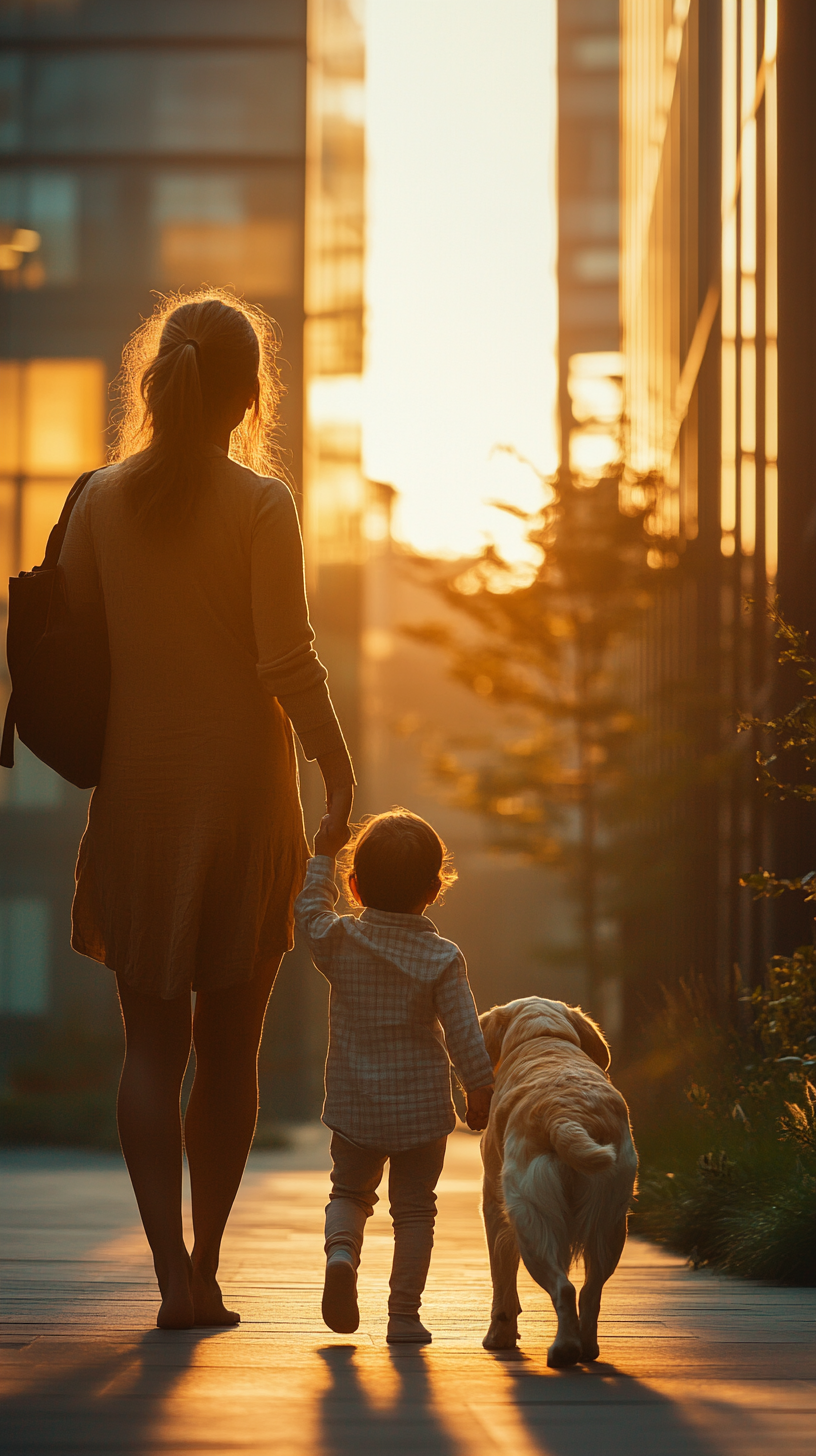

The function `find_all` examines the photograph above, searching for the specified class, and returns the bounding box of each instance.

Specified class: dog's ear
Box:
[564,1005,611,1071]
[479,1004,513,1068]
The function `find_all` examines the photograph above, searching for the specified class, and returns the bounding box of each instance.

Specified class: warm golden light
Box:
[764,28,778,585]
[740,342,756,454]
[740,0,757,272]
[0,357,105,574]
[363,0,558,558]
[765,461,778,580]
[764,0,778,65]
[740,455,756,556]
[721,0,738,344]
[721,341,737,532]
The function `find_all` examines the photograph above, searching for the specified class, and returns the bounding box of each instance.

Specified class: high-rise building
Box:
[0,1,313,1105]
[619,1,816,1008]
[557,0,622,486]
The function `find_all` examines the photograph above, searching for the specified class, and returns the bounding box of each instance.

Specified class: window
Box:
[0,357,105,578]
[0,52,304,157]
[0,897,50,1015]
[152,173,299,297]
[0,171,79,288]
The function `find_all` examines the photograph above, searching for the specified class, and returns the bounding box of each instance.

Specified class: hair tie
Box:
[183,337,201,355]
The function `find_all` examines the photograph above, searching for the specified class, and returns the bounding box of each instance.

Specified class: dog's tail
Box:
[502,1133,570,1272]
[550,1120,617,1175]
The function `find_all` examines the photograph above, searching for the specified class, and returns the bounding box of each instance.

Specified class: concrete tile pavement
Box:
[1,1129,815,1454]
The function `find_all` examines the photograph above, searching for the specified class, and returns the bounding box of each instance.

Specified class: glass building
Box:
[619,1,816,1008]
[0,1,326,1113]
[557,0,622,487]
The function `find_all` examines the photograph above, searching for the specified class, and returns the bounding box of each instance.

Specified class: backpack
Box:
[0,470,109,790]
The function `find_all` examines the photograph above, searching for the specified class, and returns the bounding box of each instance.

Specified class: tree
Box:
[404,457,672,1015]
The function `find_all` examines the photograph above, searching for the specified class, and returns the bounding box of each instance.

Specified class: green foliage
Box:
[629,949,816,1284]
[629,602,816,1284]
[738,598,816,804]
[739,600,816,900]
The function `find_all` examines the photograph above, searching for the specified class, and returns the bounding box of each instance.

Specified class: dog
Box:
[478,996,638,1367]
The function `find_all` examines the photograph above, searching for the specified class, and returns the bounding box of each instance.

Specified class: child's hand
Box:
[465,1084,494,1131]
[313,813,351,859]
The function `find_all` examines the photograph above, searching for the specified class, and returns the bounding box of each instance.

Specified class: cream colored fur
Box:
[479,996,638,1367]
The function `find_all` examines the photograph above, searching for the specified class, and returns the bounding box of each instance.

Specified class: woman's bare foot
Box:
[156,1261,195,1329]
[191,1265,240,1327]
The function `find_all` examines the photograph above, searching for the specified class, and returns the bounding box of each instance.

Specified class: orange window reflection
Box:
[0,358,105,577]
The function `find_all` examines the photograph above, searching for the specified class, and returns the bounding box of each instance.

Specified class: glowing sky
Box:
[363,0,559,560]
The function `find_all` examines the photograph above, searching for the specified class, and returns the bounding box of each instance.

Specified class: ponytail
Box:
[112,290,285,530]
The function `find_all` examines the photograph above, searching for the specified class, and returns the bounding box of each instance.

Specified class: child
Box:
[294,807,494,1344]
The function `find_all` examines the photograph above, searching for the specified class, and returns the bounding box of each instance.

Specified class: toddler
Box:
[294,807,493,1343]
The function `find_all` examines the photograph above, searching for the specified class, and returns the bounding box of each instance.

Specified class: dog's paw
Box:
[547,1337,582,1368]
[482,1315,519,1350]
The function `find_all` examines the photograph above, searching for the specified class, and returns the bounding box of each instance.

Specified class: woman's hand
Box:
[315,745,354,854]
[314,812,351,859]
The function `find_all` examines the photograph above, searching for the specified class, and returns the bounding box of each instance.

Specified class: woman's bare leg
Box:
[184,957,282,1325]
[115,976,194,1329]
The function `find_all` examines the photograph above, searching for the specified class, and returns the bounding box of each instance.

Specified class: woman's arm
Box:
[251,482,355,834]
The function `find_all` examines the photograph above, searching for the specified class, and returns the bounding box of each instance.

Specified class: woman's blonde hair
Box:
[110,287,285,528]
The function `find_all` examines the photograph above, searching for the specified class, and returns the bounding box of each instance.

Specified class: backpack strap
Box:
[39,469,98,572]
[0,696,15,769]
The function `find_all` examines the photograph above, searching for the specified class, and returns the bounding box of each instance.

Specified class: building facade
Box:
[0,0,314,1113]
[557,0,622,486]
[619,0,816,1012]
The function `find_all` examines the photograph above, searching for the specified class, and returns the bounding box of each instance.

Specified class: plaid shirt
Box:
[294,856,494,1151]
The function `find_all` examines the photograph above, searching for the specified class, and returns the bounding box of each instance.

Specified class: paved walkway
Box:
[1,1129,815,1455]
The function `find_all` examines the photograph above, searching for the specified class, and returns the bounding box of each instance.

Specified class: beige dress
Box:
[59,450,348,999]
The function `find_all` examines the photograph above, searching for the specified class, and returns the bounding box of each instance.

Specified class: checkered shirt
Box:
[294,856,494,1151]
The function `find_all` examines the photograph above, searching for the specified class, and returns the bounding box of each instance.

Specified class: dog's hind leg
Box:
[481,1132,521,1350]
[579,1216,626,1362]
[515,1232,581,1368]
[482,1189,521,1350]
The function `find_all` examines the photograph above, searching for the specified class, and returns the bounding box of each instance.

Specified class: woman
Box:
[60,291,354,1329]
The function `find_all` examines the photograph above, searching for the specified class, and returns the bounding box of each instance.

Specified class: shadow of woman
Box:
[0,1326,225,1455]
[318,1344,458,1456]
[483,1351,739,1456]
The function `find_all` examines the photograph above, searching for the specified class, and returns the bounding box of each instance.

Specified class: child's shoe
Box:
[386,1313,432,1344]
[322,1249,359,1333]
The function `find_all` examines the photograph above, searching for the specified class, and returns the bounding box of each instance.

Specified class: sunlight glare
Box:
[363,0,558,561]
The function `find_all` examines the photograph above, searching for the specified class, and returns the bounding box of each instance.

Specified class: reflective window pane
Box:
[152,173,299,296]
[3,53,305,156]
[21,478,73,571]
[21,359,106,475]
[0,1,306,41]
[0,54,22,152]
[0,363,22,471]
[0,359,105,571]
[0,171,80,287]
[0,479,16,587]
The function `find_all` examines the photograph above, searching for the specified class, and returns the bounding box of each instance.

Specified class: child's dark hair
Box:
[340,808,457,913]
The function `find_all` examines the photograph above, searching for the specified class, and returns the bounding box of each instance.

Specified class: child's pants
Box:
[324,1131,447,1317]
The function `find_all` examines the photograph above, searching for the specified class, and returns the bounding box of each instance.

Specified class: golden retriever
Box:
[479,996,637,1367]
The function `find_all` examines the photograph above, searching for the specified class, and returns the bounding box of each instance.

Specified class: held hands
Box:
[314,746,354,859]
[314,812,352,859]
[465,1084,494,1132]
